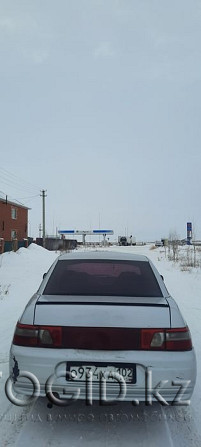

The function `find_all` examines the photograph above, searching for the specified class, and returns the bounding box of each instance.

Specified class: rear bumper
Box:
[9,346,197,404]
[13,381,195,404]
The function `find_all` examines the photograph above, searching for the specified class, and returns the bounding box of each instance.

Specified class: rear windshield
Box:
[43,260,162,297]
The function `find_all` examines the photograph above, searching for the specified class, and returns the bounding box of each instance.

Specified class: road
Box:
[0,243,201,446]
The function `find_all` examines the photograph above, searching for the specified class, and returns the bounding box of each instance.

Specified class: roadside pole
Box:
[40,190,47,248]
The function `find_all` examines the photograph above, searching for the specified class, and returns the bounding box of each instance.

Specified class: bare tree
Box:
[168,230,180,262]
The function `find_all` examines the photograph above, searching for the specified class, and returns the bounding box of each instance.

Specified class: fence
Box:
[1,238,34,254]
[35,238,77,251]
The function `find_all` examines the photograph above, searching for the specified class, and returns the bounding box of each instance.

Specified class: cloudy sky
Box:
[0,0,201,241]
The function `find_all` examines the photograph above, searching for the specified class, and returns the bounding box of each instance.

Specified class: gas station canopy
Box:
[58,229,114,244]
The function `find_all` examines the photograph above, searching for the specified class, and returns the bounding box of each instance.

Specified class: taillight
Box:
[13,324,192,351]
[165,327,192,351]
[13,323,62,348]
[141,327,192,351]
[13,324,38,347]
[141,329,165,350]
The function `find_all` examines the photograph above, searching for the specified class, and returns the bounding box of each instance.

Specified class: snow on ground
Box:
[0,243,201,446]
[0,244,58,362]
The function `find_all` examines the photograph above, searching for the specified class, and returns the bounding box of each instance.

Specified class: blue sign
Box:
[58,230,75,234]
[93,230,113,234]
[58,229,114,236]
[187,222,192,231]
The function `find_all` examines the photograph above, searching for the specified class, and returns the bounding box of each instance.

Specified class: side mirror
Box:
[43,273,47,279]
[160,274,164,281]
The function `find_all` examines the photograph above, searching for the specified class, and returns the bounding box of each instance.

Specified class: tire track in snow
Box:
[15,399,175,447]
[0,360,35,447]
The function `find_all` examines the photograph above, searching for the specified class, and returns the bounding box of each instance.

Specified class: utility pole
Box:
[39,223,42,238]
[40,190,47,247]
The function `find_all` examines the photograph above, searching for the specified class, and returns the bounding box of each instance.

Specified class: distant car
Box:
[155,241,163,247]
[118,236,136,246]
[9,251,196,405]
[118,236,128,246]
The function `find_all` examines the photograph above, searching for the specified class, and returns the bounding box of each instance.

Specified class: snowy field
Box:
[0,243,201,446]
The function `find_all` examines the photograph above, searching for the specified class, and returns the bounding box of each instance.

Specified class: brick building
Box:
[0,197,29,241]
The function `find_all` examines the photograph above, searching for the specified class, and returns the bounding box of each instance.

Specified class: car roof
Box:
[58,250,149,262]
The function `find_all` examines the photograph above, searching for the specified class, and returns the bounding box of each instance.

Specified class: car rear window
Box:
[43,260,163,297]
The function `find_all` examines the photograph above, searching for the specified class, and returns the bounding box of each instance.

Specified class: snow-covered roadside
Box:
[109,244,201,445]
[0,243,201,446]
[0,244,58,361]
[0,244,58,446]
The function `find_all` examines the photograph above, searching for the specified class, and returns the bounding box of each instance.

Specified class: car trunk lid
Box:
[34,295,170,329]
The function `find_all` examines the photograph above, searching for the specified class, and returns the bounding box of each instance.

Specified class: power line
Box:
[17,195,40,206]
[13,194,40,200]
[0,189,40,207]
[0,175,38,195]
[0,166,39,192]
[0,168,39,197]
[0,175,38,193]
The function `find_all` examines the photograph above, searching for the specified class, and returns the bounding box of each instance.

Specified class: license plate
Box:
[66,362,136,383]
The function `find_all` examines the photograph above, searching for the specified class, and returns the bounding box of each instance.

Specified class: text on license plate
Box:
[67,364,135,383]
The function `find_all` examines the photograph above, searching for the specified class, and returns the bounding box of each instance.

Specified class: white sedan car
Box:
[8,251,196,406]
